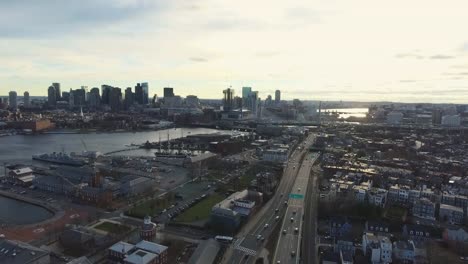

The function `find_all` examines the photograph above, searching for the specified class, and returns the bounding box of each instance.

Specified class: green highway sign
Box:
[289,193,304,199]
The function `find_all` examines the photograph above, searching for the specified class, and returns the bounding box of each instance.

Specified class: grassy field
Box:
[126,194,174,219]
[94,222,131,234]
[175,194,224,223]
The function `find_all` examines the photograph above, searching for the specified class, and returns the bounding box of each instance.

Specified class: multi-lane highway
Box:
[273,152,318,264]
[302,165,320,264]
[222,134,317,264]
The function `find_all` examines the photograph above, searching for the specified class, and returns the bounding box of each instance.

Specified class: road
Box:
[272,152,318,264]
[302,165,320,264]
[222,134,317,264]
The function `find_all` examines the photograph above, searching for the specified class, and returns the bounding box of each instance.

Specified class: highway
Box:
[222,134,317,264]
[302,165,320,264]
[272,152,318,264]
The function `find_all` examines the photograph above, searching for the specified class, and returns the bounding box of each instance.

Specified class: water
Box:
[323,108,369,118]
[0,196,53,225]
[0,127,229,164]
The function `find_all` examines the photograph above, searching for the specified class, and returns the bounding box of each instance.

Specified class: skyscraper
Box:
[69,89,74,108]
[52,83,61,101]
[109,87,122,111]
[125,87,134,109]
[81,86,89,102]
[247,91,259,114]
[275,90,281,104]
[242,87,252,107]
[101,85,113,105]
[223,88,235,111]
[242,87,252,99]
[23,91,30,107]
[135,83,143,104]
[141,82,149,104]
[73,89,86,106]
[48,86,57,106]
[8,91,17,109]
[163,87,174,98]
[89,88,101,108]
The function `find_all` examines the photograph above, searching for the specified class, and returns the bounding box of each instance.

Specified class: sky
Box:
[0,0,468,103]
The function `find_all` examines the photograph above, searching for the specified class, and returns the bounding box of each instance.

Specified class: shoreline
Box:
[0,190,60,228]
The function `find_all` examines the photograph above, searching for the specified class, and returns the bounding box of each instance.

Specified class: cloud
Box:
[255,51,282,58]
[395,53,424,59]
[460,42,468,52]
[399,80,418,83]
[0,0,163,38]
[430,54,455,59]
[189,57,208,62]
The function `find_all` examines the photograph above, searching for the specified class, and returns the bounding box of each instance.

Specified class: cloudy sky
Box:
[1,0,468,103]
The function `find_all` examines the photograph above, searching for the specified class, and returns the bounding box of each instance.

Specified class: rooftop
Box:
[124,249,157,264]
[109,241,135,254]
[0,239,49,264]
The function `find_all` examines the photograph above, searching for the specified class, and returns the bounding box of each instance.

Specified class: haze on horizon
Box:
[0,0,467,103]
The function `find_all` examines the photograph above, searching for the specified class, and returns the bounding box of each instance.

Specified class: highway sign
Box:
[289,193,304,199]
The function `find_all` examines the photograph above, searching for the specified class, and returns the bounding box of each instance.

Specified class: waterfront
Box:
[0,195,53,225]
[323,108,369,118]
[0,127,229,164]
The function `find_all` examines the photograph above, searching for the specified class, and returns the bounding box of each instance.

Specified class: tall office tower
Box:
[265,95,272,106]
[73,89,86,106]
[135,83,143,104]
[275,90,281,104]
[62,91,70,102]
[242,87,252,106]
[101,85,113,105]
[52,82,61,101]
[8,91,17,109]
[88,87,101,108]
[69,89,75,108]
[81,86,89,102]
[242,87,252,99]
[109,87,122,112]
[48,86,57,106]
[23,91,30,107]
[141,82,149,104]
[223,87,235,111]
[163,87,174,98]
[124,87,134,109]
[247,91,259,114]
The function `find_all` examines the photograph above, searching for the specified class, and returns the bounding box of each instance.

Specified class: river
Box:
[323,108,369,118]
[0,127,230,164]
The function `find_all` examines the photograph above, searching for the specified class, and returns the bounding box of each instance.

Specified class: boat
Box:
[32,152,85,166]
[154,133,192,166]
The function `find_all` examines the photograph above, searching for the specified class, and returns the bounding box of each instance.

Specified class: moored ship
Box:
[32,152,86,166]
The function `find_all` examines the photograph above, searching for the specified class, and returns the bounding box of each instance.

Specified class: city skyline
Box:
[0,0,468,103]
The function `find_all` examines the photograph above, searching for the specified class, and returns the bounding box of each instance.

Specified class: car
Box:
[275,208,279,213]
[292,211,296,215]
[264,224,269,229]
[284,201,288,206]
[293,166,296,169]
[298,188,301,192]
[261,237,265,241]
[290,217,294,222]
[256,235,262,240]
[280,193,283,197]
[275,216,280,221]
[294,227,299,233]
[291,251,296,257]
[282,229,287,234]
